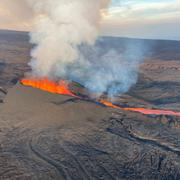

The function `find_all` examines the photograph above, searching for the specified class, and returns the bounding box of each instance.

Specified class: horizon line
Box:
[0,28,180,42]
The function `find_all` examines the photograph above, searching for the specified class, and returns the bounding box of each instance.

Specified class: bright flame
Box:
[21,78,180,117]
[21,78,77,97]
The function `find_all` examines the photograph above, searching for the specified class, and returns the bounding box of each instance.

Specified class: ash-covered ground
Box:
[0,30,180,179]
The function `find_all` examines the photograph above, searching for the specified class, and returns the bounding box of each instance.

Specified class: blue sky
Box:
[110,0,177,8]
[101,0,180,40]
[108,0,180,22]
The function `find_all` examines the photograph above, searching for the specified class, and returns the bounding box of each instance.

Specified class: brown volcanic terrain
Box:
[0,30,180,179]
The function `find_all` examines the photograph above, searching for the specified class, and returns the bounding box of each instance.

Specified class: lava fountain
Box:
[21,78,180,116]
[21,78,77,97]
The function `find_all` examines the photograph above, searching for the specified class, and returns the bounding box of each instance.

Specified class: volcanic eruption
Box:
[24,0,145,98]
[20,0,180,117]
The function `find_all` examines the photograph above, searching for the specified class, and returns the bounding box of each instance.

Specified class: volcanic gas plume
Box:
[20,0,180,117]
[25,0,146,98]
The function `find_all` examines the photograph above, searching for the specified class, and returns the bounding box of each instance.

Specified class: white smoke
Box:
[67,39,146,98]
[26,0,110,75]
[26,0,146,98]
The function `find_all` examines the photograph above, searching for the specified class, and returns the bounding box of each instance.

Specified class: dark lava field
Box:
[0,30,180,180]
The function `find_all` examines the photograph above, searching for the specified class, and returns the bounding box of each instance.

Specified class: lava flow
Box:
[99,100,180,116]
[21,78,180,116]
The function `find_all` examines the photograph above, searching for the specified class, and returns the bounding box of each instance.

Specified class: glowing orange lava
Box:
[21,78,77,97]
[99,100,123,109]
[21,78,180,116]
[99,100,180,116]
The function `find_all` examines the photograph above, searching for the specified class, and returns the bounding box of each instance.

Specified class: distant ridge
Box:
[0,29,180,42]
[0,29,29,42]
[103,36,180,43]
[0,29,28,35]
[0,29,180,61]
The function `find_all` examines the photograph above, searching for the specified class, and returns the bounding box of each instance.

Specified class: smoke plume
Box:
[26,0,146,99]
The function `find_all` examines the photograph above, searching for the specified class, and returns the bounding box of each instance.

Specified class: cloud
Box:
[102,0,180,40]
[0,0,33,30]
[108,0,180,19]
[0,0,179,40]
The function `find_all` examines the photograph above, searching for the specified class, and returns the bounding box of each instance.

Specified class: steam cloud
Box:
[26,0,146,98]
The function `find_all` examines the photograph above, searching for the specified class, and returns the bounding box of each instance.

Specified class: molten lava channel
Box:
[21,78,180,116]
[99,100,180,116]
